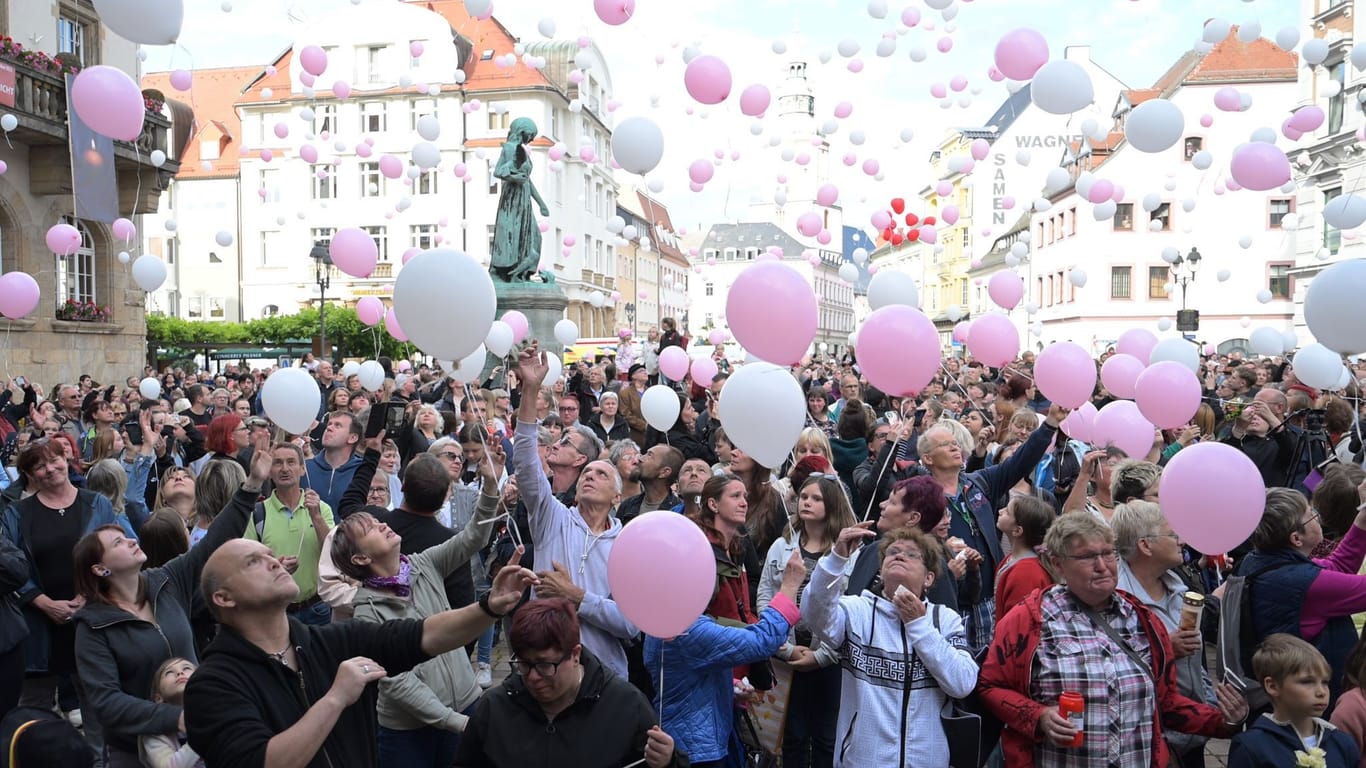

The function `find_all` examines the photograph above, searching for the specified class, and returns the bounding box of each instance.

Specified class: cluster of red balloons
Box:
[878,197,937,245]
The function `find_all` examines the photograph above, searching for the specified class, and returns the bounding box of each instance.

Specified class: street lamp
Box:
[1171,246,1201,332]
[309,243,332,361]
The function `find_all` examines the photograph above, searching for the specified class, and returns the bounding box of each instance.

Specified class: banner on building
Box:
[65,74,118,223]
[0,63,15,108]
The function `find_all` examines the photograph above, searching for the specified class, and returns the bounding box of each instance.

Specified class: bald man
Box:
[512,341,640,679]
[183,473,537,768]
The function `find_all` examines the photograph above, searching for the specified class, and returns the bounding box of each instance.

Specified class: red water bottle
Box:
[1058,692,1085,747]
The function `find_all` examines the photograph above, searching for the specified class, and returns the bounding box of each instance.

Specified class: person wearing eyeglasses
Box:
[979,513,1249,768]
[1232,485,1366,716]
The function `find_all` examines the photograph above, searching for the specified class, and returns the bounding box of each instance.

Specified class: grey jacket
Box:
[350,489,500,732]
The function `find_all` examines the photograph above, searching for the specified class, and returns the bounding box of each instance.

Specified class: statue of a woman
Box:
[489,117,550,283]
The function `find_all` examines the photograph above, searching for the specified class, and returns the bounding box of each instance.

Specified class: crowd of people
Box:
[5,330,1366,768]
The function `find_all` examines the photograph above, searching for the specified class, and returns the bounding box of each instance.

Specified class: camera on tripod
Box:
[1289,407,1327,433]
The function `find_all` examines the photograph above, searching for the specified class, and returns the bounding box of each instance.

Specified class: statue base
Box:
[492,280,568,374]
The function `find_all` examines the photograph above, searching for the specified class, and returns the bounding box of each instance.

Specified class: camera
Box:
[1290,407,1327,433]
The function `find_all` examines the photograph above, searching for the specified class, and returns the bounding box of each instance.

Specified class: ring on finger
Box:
[363,664,371,673]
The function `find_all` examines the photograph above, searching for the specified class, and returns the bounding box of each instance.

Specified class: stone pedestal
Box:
[492,281,568,375]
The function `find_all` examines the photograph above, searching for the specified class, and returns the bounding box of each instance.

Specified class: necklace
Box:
[266,643,293,668]
[579,526,609,577]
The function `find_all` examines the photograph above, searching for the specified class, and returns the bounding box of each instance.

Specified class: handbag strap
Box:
[1081,604,1157,690]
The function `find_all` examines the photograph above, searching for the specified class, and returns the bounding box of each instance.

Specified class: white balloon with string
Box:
[641,385,680,432]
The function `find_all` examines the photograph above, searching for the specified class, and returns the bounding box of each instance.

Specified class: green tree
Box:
[147,307,409,362]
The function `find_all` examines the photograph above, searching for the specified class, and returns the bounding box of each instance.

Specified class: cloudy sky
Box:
[145,0,1301,237]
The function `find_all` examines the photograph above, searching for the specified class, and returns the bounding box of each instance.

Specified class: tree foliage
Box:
[146,307,408,361]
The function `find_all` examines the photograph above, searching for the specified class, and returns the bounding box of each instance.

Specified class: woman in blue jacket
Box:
[644,547,807,768]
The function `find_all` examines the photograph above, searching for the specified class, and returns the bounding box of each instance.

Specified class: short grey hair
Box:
[428,436,457,456]
[1044,512,1114,567]
[916,424,957,458]
[609,439,640,464]
[935,417,973,456]
[1111,500,1165,560]
[570,424,603,464]
[599,391,619,403]
[536,426,553,444]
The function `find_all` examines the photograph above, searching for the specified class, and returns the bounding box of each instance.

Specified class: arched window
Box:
[54,215,96,306]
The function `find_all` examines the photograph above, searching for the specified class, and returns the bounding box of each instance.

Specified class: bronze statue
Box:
[489,117,551,283]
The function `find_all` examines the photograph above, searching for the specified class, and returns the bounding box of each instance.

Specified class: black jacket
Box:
[616,490,683,527]
[185,616,429,768]
[0,529,28,654]
[456,648,689,768]
[587,415,629,445]
[72,486,255,753]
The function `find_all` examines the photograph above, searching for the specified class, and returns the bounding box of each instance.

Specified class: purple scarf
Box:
[364,554,413,599]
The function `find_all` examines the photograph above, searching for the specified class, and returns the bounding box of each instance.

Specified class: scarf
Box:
[363,554,413,599]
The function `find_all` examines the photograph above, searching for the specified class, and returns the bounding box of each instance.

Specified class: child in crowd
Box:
[992,494,1055,619]
[1331,633,1366,766]
[1230,634,1361,768]
[139,657,204,768]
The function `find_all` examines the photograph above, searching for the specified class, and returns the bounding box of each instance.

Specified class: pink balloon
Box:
[299,45,328,77]
[993,28,1049,81]
[987,270,1024,310]
[71,65,145,141]
[1034,342,1097,409]
[857,305,941,396]
[501,311,529,344]
[332,80,352,100]
[1100,353,1144,399]
[384,309,407,341]
[726,261,817,365]
[708,330,727,346]
[690,356,719,385]
[1229,142,1291,192]
[941,205,960,225]
[169,69,192,91]
[871,210,892,230]
[1091,400,1154,459]
[299,144,318,164]
[356,142,373,158]
[1200,114,1213,128]
[862,158,880,176]
[688,159,714,185]
[966,313,1019,367]
[0,271,40,319]
[1116,328,1158,364]
[930,82,947,99]
[1213,86,1242,112]
[111,217,136,242]
[816,184,839,207]
[46,223,81,255]
[935,181,953,196]
[919,226,938,245]
[833,101,853,119]
[1160,442,1265,554]
[683,55,732,105]
[401,247,421,264]
[659,347,690,381]
[970,138,989,161]
[329,227,378,278]
[299,72,315,87]
[563,233,577,247]
[356,296,385,326]
[796,212,823,237]
[594,0,635,25]
[1135,361,1201,429]
[1087,179,1114,205]
[409,40,424,58]
[608,510,715,637]
[936,37,953,53]
[1063,401,1098,443]
[952,321,972,343]
[739,84,771,116]
[379,154,404,179]
[1288,106,1325,133]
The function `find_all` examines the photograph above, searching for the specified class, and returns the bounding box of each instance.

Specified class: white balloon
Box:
[1305,260,1366,354]
[1157,318,1173,332]
[641,384,681,432]
[1202,18,1231,44]
[358,360,385,391]
[93,0,183,44]
[1283,331,1300,354]
[465,0,492,16]
[138,377,161,400]
[1217,269,1232,282]
[261,368,322,435]
[1324,194,1366,229]
[1141,192,1163,212]
[543,352,563,385]
[1030,60,1094,115]
[1303,39,1330,67]
[554,318,579,347]
[1149,337,1199,373]
[131,254,167,292]
[485,321,514,357]
[852,247,869,266]
[1045,167,1071,195]
[717,362,805,469]
[117,251,131,264]
[1238,235,1253,249]
[1069,269,1088,287]
[589,292,606,308]
[537,17,556,38]
[416,114,441,141]
[0,114,15,132]
[1093,200,1117,221]
[150,149,167,167]
[1275,26,1300,51]
[838,263,859,283]
[866,269,919,310]
[214,231,233,247]
[339,361,360,378]
[411,142,440,169]
[1124,99,1184,153]
[1255,289,1273,304]
[1294,343,1345,390]
[1191,150,1213,170]
[1237,21,1261,44]
[452,343,488,382]
[1353,43,1366,72]
[867,0,888,17]
[1249,327,1284,356]
[393,249,496,361]
[610,116,665,175]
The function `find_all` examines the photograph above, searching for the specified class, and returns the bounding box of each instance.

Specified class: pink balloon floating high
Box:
[726,261,818,365]
[816,183,839,207]
[299,45,328,77]
[502,310,529,344]
[356,296,385,326]
[739,84,770,116]
[688,159,714,185]
[593,0,635,25]
[329,227,379,278]
[966,313,1019,367]
[994,28,1049,81]
[683,55,732,105]
[71,65,145,141]
[1229,142,1291,192]
[1034,342,1096,409]
[112,217,136,242]
[46,223,81,255]
[0,271,40,319]
[987,270,1024,310]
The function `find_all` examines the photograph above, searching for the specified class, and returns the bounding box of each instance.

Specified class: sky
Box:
[142,0,1302,239]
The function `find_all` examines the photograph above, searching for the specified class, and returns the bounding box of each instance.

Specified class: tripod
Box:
[1285,408,1331,492]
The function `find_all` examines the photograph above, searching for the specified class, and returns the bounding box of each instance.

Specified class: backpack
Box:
[1216,560,1297,712]
[251,501,267,539]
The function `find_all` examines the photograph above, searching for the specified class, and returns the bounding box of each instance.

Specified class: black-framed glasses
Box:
[366,486,389,497]
[512,652,572,678]
[557,435,583,454]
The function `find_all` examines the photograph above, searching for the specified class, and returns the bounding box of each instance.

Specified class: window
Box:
[583,174,592,211]
[410,98,436,130]
[1068,208,1077,236]
[550,109,562,140]
[1183,137,1203,161]
[54,216,95,306]
[359,45,385,84]
[312,104,336,136]
[260,231,286,267]
[57,3,98,67]
[187,297,202,319]
[1151,202,1171,231]
[1269,198,1293,229]
[960,280,968,305]
[705,282,714,296]
[208,298,225,320]
[1110,266,1131,299]
[1148,266,1170,299]
[165,238,177,266]
[744,247,759,261]
[310,227,336,249]
[362,226,388,262]
[488,110,511,132]
[410,224,438,250]
[723,248,738,261]
[360,101,386,133]
[208,252,223,264]
[487,161,499,195]
[1326,188,1343,255]
[311,166,335,199]
[260,168,281,203]
[1113,203,1134,231]
[359,162,382,197]
[415,169,438,195]
[1269,263,1292,300]
[200,139,221,161]
[1329,60,1346,135]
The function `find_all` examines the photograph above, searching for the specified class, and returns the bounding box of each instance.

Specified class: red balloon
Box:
[891,198,906,214]
[905,229,920,242]
[890,232,904,245]
[881,227,894,241]
[924,216,937,226]
[905,213,919,227]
